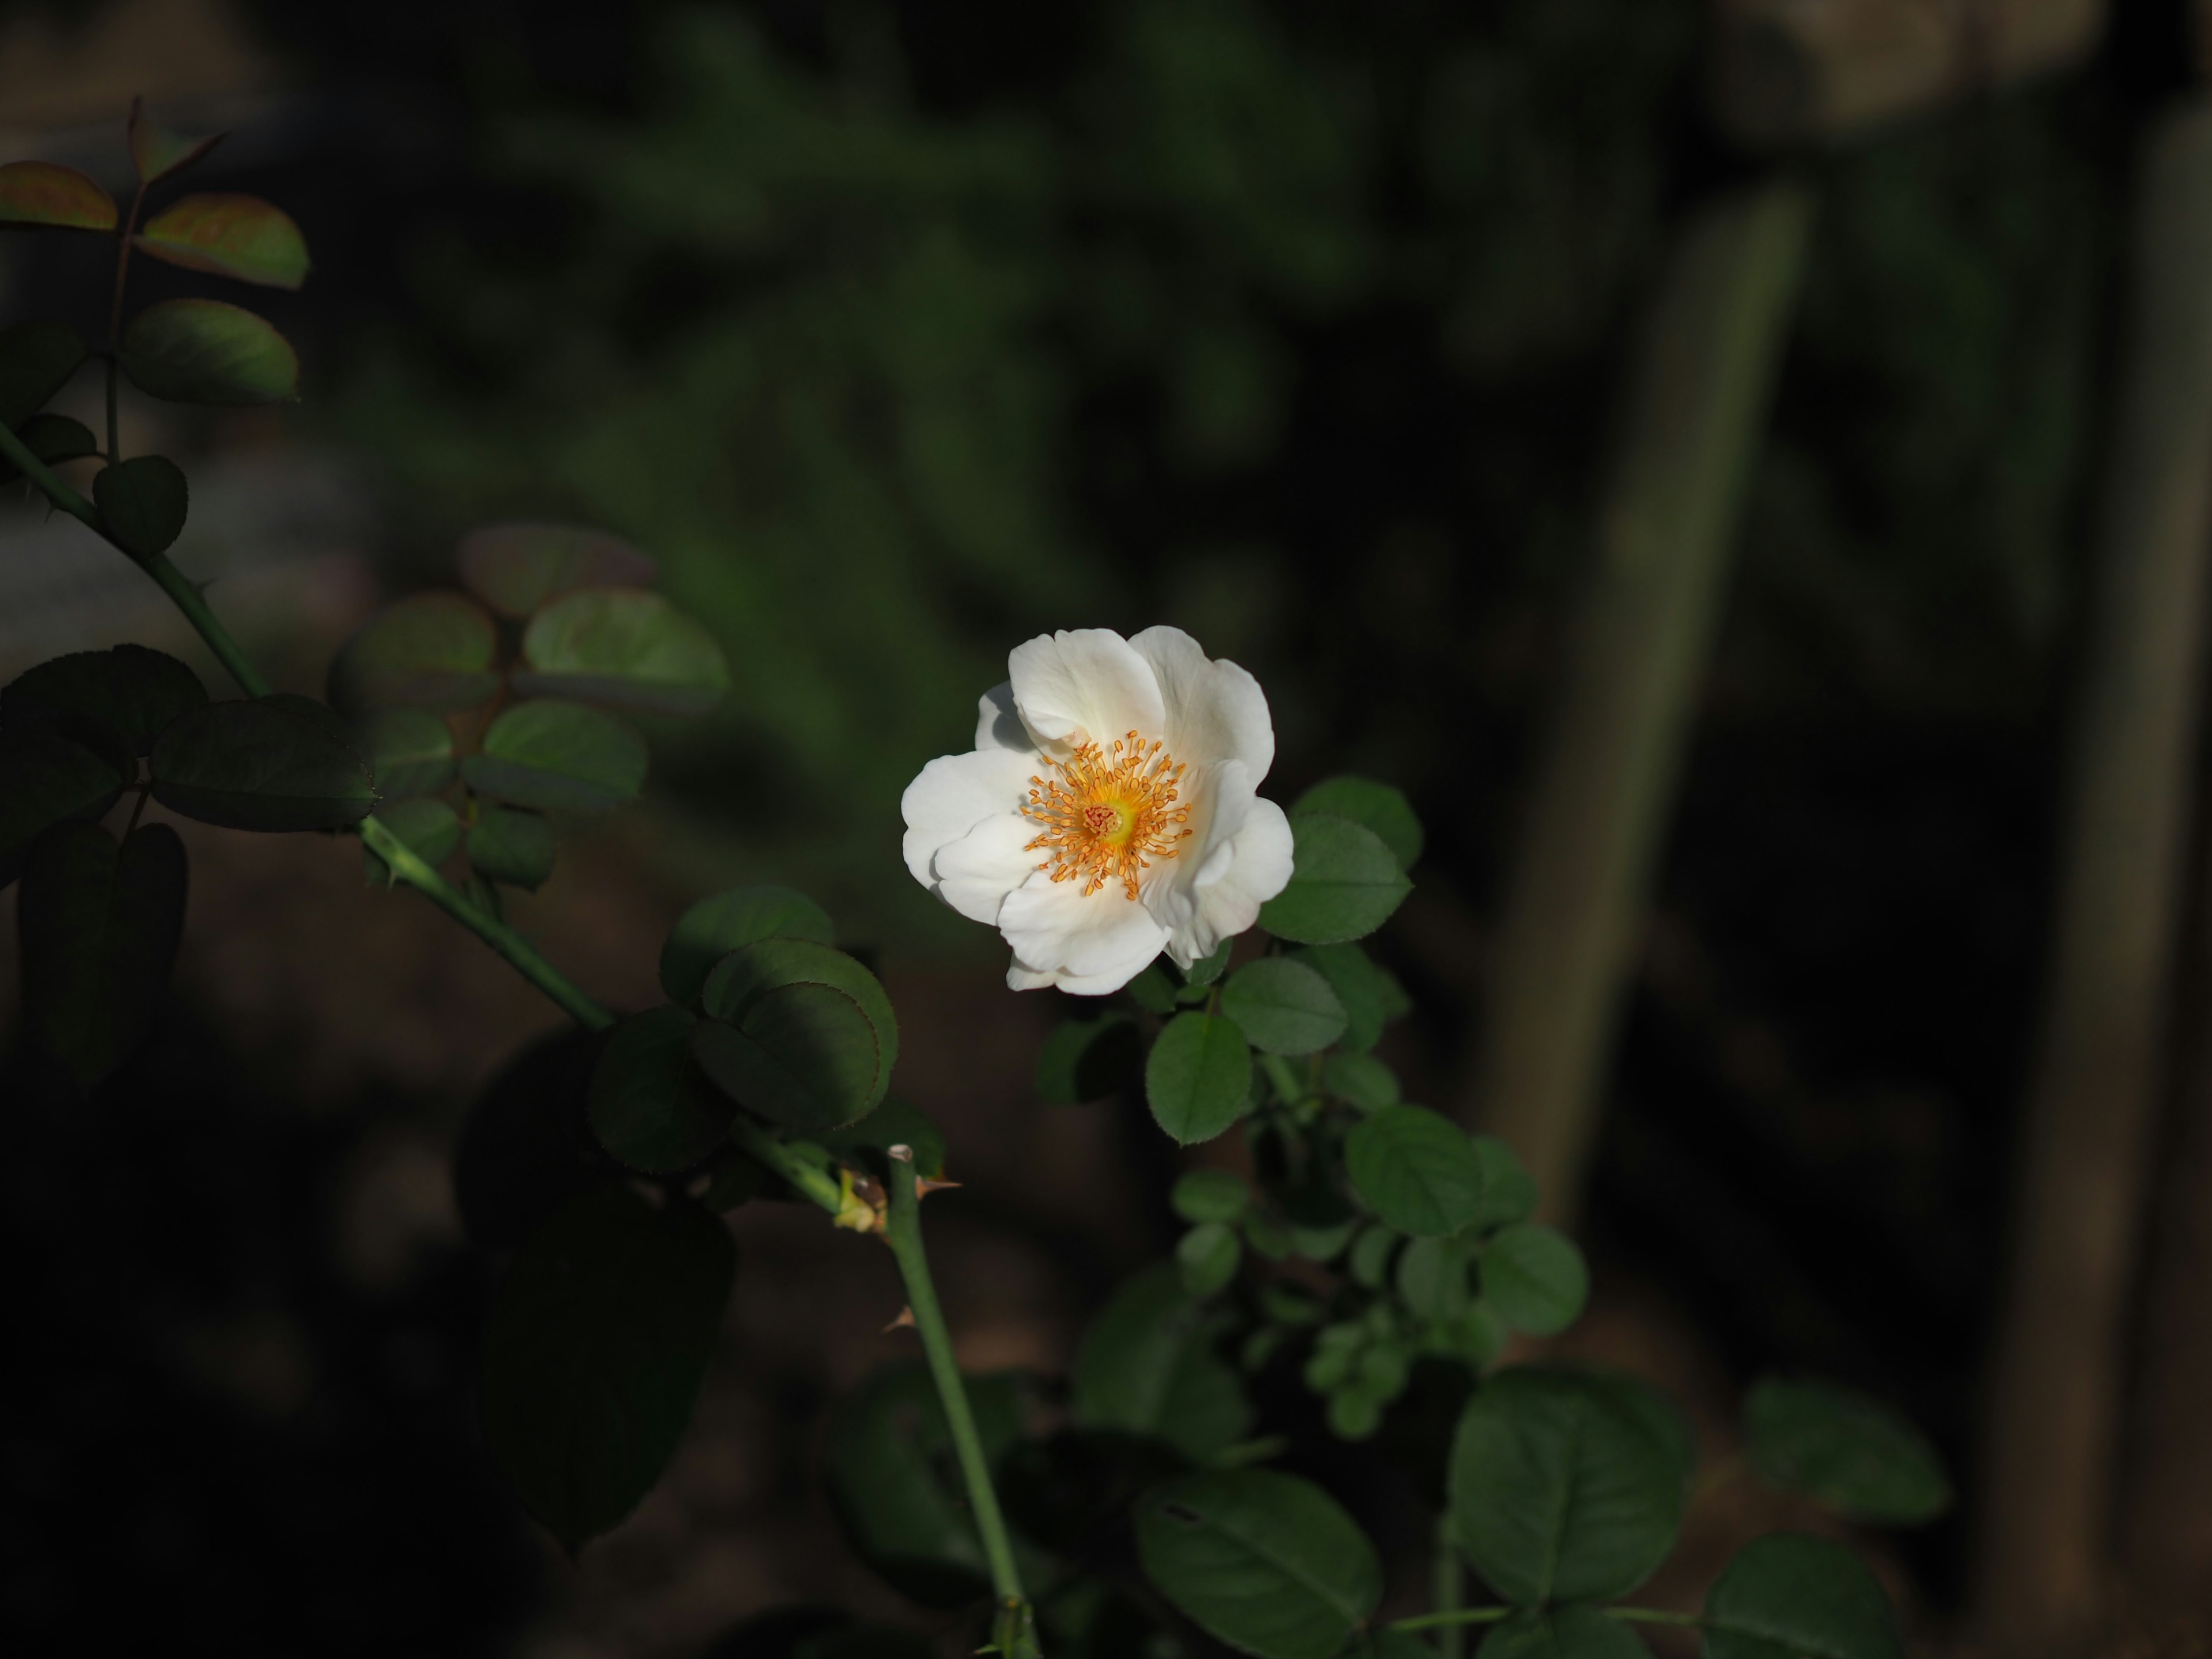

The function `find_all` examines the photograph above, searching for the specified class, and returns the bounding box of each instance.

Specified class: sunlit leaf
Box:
[328,592,501,713]
[457,522,658,618]
[1071,1264,1252,1463]
[119,298,298,404]
[149,696,377,830]
[516,588,732,715]
[0,319,89,428]
[18,821,186,1091]
[93,456,189,558]
[1743,1378,1953,1526]
[588,1005,736,1172]
[128,97,225,184]
[1219,957,1346,1055]
[0,161,116,231]
[136,193,309,289]
[660,884,835,1005]
[1703,1535,1902,1659]
[1,643,204,756]
[1258,813,1412,945]
[0,726,134,888]
[352,707,456,797]
[469,804,556,890]
[1291,775,1423,870]
[1134,1469,1381,1659]
[1146,1012,1253,1144]
[464,699,647,814]
[481,1184,734,1551]
[692,982,881,1132]
[1346,1105,1485,1236]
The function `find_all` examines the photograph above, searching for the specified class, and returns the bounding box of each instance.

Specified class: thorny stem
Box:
[1433,1512,1467,1659]
[727,1119,844,1214]
[884,1154,1036,1655]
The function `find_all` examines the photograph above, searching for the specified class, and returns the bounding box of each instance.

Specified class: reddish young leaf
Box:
[457,523,658,618]
[127,96,225,185]
[136,194,309,290]
[0,161,118,231]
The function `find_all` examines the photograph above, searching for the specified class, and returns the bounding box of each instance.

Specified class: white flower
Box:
[901,627,1294,995]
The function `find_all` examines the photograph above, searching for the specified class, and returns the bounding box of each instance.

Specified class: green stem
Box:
[1388,1608,1511,1635]
[883,1154,1034,1654]
[141,551,272,696]
[727,1118,844,1214]
[1434,1512,1467,1659]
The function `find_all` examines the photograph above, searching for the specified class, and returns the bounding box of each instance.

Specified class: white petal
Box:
[933,812,1043,925]
[1008,629,1167,755]
[1128,624,1274,779]
[1142,759,1249,941]
[1176,795,1294,964]
[1005,953,1150,997]
[900,747,1038,889]
[1000,872,1170,986]
[974,681,1035,753]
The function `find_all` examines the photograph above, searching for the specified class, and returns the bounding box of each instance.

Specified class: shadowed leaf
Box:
[464,700,648,814]
[691,983,880,1132]
[1,643,204,755]
[699,938,899,1112]
[470,804,556,890]
[453,1025,611,1249]
[149,697,377,830]
[0,319,88,428]
[1036,1010,1143,1103]
[1291,775,1423,870]
[1743,1378,1953,1526]
[1072,1264,1252,1463]
[1482,1224,1590,1336]
[1703,1535,1902,1659]
[119,298,298,404]
[458,522,658,617]
[660,884,835,1005]
[362,798,460,886]
[0,726,134,889]
[0,161,116,230]
[588,1005,736,1172]
[1346,1105,1484,1235]
[93,456,189,558]
[137,194,309,289]
[128,98,225,184]
[1477,1607,1651,1659]
[353,707,456,797]
[329,592,500,713]
[516,588,730,715]
[0,412,99,484]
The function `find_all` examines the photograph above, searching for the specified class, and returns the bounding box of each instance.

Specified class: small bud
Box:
[888,1143,915,1163]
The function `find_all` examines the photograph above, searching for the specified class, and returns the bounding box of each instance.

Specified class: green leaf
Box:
[516,588,732,715]
[457,522,658,618]
[588,1006,736,1173]
[823,1361,1030,1607]
[820,1098,946,1182]
[1346,1106,1486,1236]
[0,161,116,231]
[1177,1222,1242,1297]
[1035,1010,1143,1104]
[1071,1264,1252,1462]
[1146,1012,1253,1144]
[464,699,648,815]
[1181,938,1233,988]
[1396,1235,1473,1324]
[1294,943,1388,1051]
[1743,1378,1953,1526]
[135,193,309,289]
[1124,961,1178,1014]
[128,99,225,185]
[1293,776,1423,871]
[149,697,376,830]
[481,1184,734,1551]
[1703,1535,1902,1659]
[1219,957,1347,1055]
[1468,1137,1541,1233]
[0,320,89,428]
[1,644,204,755]
[660,884,835,1005]
[118,298,298,404]
[1134,1470,1381,1659]
[1171,1168,1251,1225]
[1321,1051,1400,1111]
[1482,1225,1590,1337]
[0,411,99,485]
[1448,1368,1687,1605]
[328,592,501,712]
[1347,1225,1397,1289]
[364,798,460,884]
[0,728,132,888]
[18,821,186,1091]
[696,938,899,1113]
[692,983,881,1132]
[470,804,556,890]
[353,707,456,798]
[1476,1607,1651,1659]
[93,456,189,558]
[453,1025,610,1250]
[1258,813,1412,945]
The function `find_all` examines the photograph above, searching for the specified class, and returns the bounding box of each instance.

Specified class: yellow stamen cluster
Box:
[1023,730,1192,899]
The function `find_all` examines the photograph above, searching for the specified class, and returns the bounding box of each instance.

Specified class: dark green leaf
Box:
[135,193,309,289]
[1181,938,1233,988]
[1134,1470,1381,1659]
[0,320,88,429]
[1146,1012,1253,1145]
[1482,1225,1589,1337]
[1322,1051,1400,1111]
[1291,776,1423,870]
[453,1025,610,1250]
[1449,1368,1687,1605]
[457,522,658,618]
[1293,943,1388,1051]
[0,728,133,888]
[1703,1535,1902,1659]
[588,1006,736,1173]
[1177,1222,1242,1297]
[1035,1010,1143,1104]
[470,805,556,890]
[1171,1168,1251,1225]
[118,297,298,404]
[353,707,456,798]
[660,884,835,1005]
[1743,1378,1953,1526]
[698,938,899,1111]
[1347,1225,1397,1289]
[328,592,501,713]
[464,699,648,815]
[1476,1607,1650,1659]
[93,456,189,558]
[481,1184,734,1551]
[820,1098,946,1181]
[1468,1137,1541,1233]
[149,697,376,830]
[0,412,98,486]
[1258,813,1412,945]
[692,983,881,1132]
[18,821,186,1090]
[1396,1235,1473,1324]
[0,162,115,232]
[1072,1264,1252,1463]
[823,1361,1030,1607]
[1346,1106,1485,1236]
[516,588,732,715]
[1219,957,1347,1055]
[1125,961,1178,1015]
[364,798,460,884]
[1,643,204,755]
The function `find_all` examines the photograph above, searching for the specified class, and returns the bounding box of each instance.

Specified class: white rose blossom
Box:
[900,627,1294,995]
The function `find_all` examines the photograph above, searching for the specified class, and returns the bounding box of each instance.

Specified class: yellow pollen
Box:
[1022,730,1193,900]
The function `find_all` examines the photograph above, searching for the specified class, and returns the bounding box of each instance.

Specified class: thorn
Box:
[916,1177,963,1198]
[884,1305,916,1333]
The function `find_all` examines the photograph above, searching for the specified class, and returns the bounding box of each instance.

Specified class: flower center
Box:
[1023,730,1192,899]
